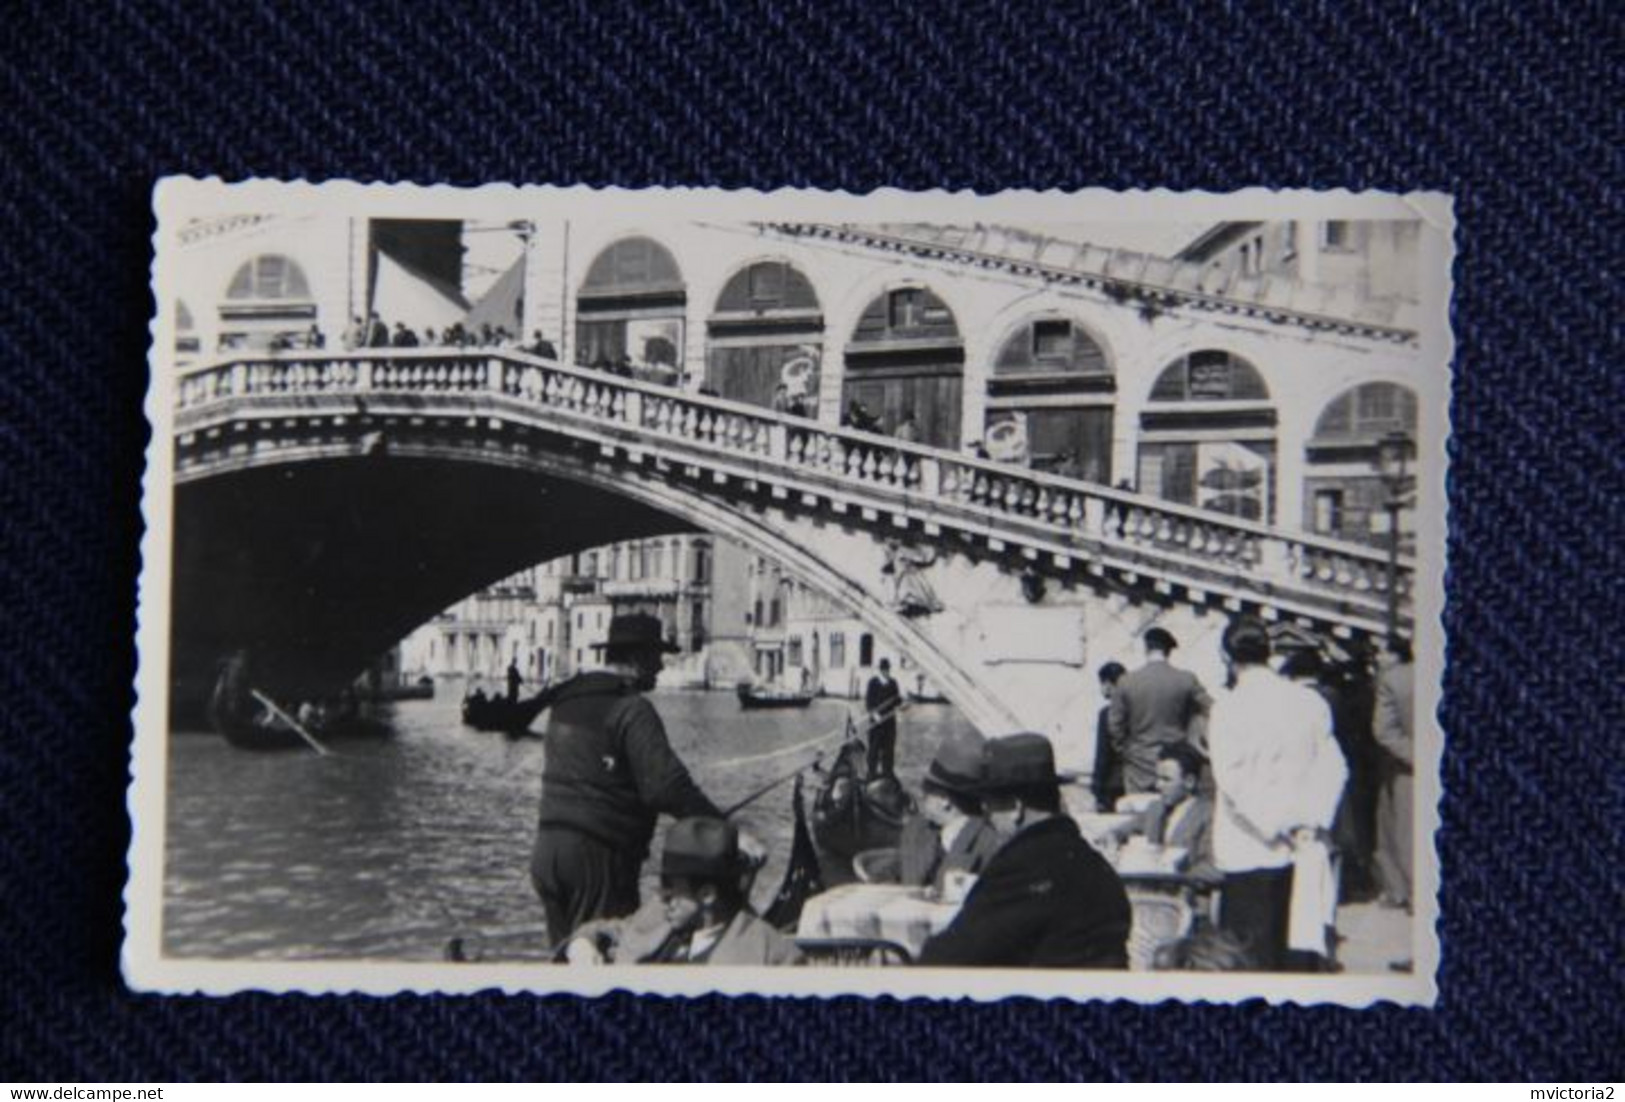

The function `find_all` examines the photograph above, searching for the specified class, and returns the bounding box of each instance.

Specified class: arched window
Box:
[175,300,200,356]
[577,236,686,384]
[226,254,311,301]
[1304,382,1420,547]
[1138,350,1277,521]
[1149,350,1270,402]
[844,286,964,447]
[985,316,1115,481]
[579,236,683,295]
[1311,381,1419,443]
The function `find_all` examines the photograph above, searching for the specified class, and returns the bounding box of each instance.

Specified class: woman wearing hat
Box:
[897,729,1003,893]
[563,817,803,966]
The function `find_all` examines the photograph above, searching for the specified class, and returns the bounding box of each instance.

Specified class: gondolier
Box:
[864,658,903,778]
[530,613,724,943]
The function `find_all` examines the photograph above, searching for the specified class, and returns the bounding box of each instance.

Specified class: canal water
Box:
[163,684,975,960]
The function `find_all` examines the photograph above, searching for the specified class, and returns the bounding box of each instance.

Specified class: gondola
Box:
[807,740,913,885]
[460,690,553,733]
[735,683,817,710]
[208,684,389,751]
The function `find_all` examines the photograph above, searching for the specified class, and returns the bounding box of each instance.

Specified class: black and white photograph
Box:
[127,179,1452,1005]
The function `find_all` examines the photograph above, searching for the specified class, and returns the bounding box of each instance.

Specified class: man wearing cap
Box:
[918,733,1131,969]
[1208,616,1346,971]
[562,817,803,966]
[897,728,1003,892]
[1107,626,1213,795]
[530,612,724,944]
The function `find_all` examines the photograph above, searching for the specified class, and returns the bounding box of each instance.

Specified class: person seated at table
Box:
[897,728,1003,893]
[1107,743,1219,884]
[917,733,1131,969]
[562,817,801,966]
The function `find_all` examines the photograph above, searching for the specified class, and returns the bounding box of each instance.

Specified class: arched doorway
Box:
[984,315,1115,480]
[218,254,316,353]
[1304,381,1419,548]
[842,286,964,447]
[1137,350,1276,521]
[705,260,823,413]
[575,236,687,386]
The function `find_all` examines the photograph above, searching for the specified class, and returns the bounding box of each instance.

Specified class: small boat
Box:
[207,658,390,751]
[736,683,817,710]
[461,690,552,733]
[808,740,913,885]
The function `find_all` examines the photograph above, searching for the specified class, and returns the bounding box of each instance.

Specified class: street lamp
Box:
[1374,429,1416,642]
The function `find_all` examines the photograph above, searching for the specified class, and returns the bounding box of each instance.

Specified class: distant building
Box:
[743,556,934,701]
[398,534,753,690]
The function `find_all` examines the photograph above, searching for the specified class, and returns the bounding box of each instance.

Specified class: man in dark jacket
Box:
[863,658,903,778]
[1107,627,1212,793]
[918,732,1130,969]
[530,613,723,944]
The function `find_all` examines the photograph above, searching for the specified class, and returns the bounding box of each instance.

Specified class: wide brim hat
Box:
[923,728,987,795]
[660,817,746,880]
[591,612,681,654]
[973,732,1076,793]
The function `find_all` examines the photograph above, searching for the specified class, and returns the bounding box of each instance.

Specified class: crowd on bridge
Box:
[520,607,1416,972]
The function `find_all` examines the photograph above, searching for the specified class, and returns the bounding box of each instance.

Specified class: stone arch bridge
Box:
[170,349,1412,767]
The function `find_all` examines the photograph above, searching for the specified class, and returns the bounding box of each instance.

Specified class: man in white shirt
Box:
[1208,617,1347,971]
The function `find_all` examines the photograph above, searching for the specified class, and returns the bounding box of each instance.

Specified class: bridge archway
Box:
[172,438,1021,739]
[842,284,965,447]
[703,258,824,413]
[982,313,1117,481]
[1137,349,1278,523]
[575,235,687,384]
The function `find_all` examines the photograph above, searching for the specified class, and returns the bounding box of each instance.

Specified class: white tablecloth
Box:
[796,884,962,959]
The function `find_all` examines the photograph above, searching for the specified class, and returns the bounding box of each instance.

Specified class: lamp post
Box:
[1374,429,1416,642]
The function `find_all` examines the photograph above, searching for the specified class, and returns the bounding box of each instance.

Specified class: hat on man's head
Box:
[974,732,1073,793]
[593,612,680,654]
[1143,626,1179,652]
[1221,615,1272,664]
[923,728,987,795]
[661,817,745,880]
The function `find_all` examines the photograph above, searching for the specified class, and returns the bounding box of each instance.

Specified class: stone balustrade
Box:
[175,349,1414,628]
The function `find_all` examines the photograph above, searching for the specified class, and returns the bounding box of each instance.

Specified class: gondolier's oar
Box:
[721,752,827,817]
[706,696,912,771]
[718,697,913,816]
[249,689,333,756]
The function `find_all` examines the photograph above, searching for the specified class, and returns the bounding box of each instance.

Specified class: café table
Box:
[796,883,962,961]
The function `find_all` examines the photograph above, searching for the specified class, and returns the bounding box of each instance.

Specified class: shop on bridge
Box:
[982,316,1116,482]
[1303,380,1419,551]
[704,260,824,413]
[575,236,687,385]
[1136,349,1278,523]
[842,286,965,448]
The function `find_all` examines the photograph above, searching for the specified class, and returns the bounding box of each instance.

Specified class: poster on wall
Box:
[1195,440,1269,520]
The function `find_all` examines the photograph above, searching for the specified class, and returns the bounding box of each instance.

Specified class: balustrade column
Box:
[916,456,941,499]
[356,358,373,392]
[768,422,788,462]
[486,358,503,393]
[623,390,642,427]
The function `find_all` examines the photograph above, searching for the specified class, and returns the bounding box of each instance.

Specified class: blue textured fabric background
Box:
[1,0,1620,1082]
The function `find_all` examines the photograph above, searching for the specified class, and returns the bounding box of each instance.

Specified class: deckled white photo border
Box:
[127,178,1453,1006]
